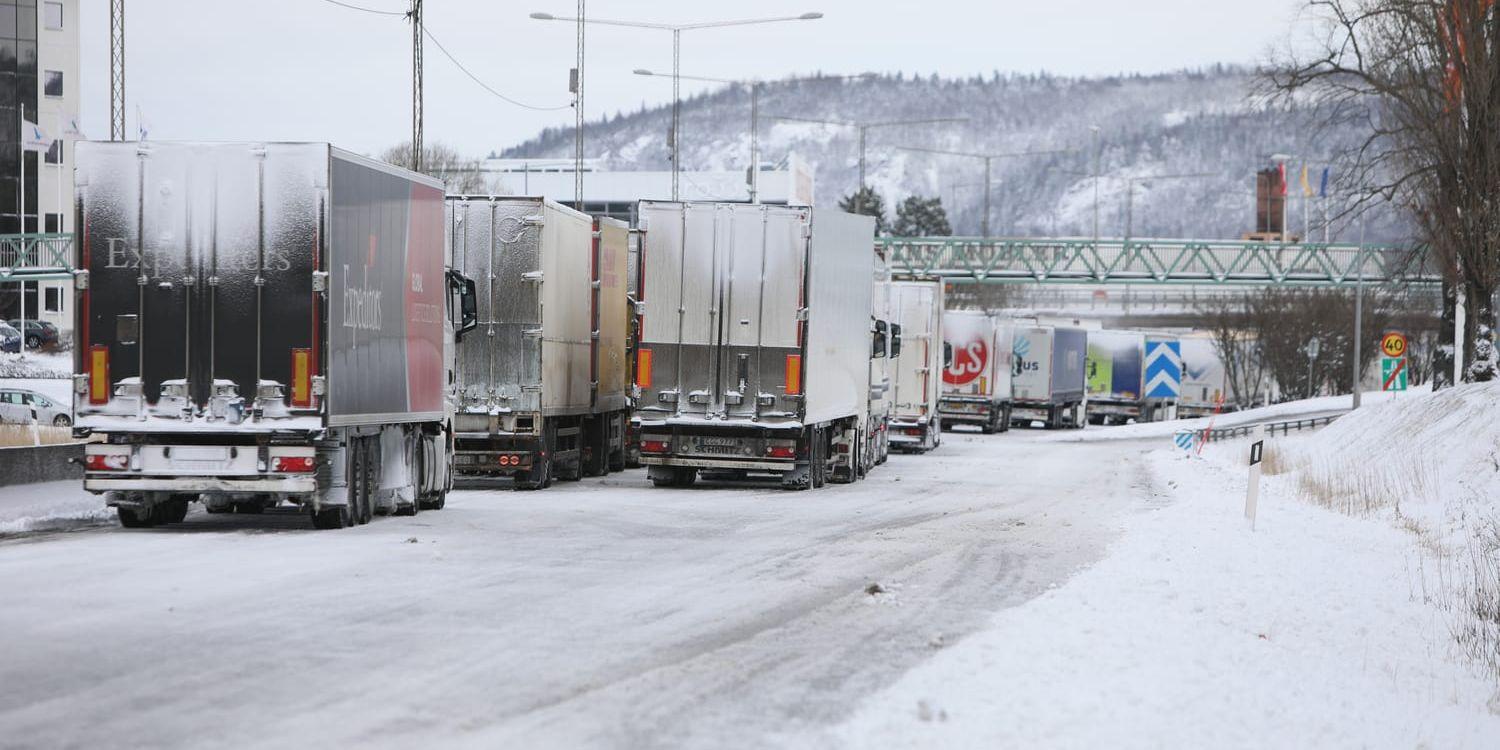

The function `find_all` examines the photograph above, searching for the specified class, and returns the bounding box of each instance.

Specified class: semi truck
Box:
[634,201,876,490]
[445,196,631,489]
[888,280,945,452]
[867,250,894,467]
[1009,325,1088,429]
[74,142,476,529]
[1179,337,1229,417]
[940,310,1013,433]
[1085,330,1146,425]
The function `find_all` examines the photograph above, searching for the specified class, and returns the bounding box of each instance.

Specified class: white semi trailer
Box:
[634,202,877,489]
[940,310,1013,433]
[888,280,945,452]
[1009,325,1088,429]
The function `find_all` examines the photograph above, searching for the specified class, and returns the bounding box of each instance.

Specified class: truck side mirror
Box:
[872,319,888,359]
[943,342,954,368]
[890,324,903,358]
[448,271,480,342]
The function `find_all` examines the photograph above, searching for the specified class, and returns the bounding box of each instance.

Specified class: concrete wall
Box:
[0,442,81,486]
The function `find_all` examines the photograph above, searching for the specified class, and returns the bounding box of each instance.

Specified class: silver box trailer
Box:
[940,310,1014,433]
[446,196,631,488]
[634,201,876,489]
[888,280,945,452]
[1085,329,1147,425]
[74,141,477,529]
[1009,325,1088,429]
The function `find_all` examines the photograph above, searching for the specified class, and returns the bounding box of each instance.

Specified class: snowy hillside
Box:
[501,67,1409,242]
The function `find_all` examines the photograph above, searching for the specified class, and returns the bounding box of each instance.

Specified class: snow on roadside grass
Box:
[831,446,1500,748]
[0,351,71,379]
[1268,382,1500,680]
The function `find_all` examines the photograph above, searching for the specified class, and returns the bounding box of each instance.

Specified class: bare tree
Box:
[1266,0,1500,383]
[1199,294,1268,408]
[381,141,487,195]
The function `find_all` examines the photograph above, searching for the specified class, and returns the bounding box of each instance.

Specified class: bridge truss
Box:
[881,237,1439,287]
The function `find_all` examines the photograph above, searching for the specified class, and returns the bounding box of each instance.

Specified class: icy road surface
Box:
[0,430,1152,749]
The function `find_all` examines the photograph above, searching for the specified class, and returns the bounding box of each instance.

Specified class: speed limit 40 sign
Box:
[1381,332,1408,359]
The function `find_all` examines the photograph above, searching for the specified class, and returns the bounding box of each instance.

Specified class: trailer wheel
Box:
[311,505,349,530]
[160,496,191,524]
[116,504,156,529]
[607,413,628,472]
[999,405,1012,433]
[581,417,609,478]
[811,428,828,489]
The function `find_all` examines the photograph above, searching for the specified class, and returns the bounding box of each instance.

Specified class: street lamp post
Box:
[532,11,823,201]
[635,70,870,204]
[768,115,967,214]
[896,146,1072,237]
[1090,125,1101,250]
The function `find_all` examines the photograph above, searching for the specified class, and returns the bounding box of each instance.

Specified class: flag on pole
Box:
[21,119,51,152]
[136,105,149,141]
[1300,165,1314,197]
[1277,162,1288,196]
[63,113,86,139]
[1319,166,1330,198]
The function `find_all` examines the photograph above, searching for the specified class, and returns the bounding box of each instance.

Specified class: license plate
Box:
[698,437,740,447]
[172,446,230,462]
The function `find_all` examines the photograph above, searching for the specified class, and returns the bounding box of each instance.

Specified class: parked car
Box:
[6,319,60,350]
[0,323,19,354]
[0,388,71,426]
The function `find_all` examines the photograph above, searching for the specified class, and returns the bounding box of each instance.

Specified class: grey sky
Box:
[78,0,1304,157]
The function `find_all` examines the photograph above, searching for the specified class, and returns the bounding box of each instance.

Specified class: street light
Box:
[1122,173,1215,240]
[1090,125,1102,250]
[766,114,968,213]
[532,11,824,200]
[896,146,1072,237]
[634,70,870,203]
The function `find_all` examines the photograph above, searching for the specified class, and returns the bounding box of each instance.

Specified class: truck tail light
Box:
[270,456,316,473]
[641,439,670,454]
[88,345,110,405]
[784,354,803,396]
[766,445,796,459]
[291,348,312,408]
[636,348,653,389]
[85,453,128,471]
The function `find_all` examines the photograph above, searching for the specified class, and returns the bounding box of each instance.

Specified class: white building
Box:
[35,0,79,337]
[477,154,816,225]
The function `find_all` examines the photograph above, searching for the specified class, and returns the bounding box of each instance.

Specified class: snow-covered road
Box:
[0,430,1154,749]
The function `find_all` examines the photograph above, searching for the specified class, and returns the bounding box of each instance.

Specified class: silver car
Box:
[0,388,72,426]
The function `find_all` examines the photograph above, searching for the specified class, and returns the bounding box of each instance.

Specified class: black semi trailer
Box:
[73,142,476,529]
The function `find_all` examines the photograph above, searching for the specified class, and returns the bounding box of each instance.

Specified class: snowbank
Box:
[833,413,1500,747]
[0,351,71,379]
[0,480,110,535]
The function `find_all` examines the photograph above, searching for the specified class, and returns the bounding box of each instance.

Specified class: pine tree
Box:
[838,187,889,235]
[892,196,952,237]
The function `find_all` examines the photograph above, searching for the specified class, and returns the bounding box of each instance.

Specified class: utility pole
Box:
[1352,220,1365,409]
[1090,125,1101,249]
[409,0,423,171]
[110,0,125,141]
[574,1,585,207]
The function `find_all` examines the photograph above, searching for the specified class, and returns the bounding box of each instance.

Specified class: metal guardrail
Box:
[1190,414,1342,442]
[0,233,75,281]
[880,237,1437,287]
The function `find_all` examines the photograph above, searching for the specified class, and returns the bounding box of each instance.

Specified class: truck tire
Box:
[311,505,349,530]
[117,504,156,528]
[352,436,374,525]
[999,405,1012,433]
[811,428,827,489]
[582,418,609,478]
[161,496,191,524]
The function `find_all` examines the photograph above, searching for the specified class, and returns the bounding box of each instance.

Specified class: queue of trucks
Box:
[66,141,1226,529]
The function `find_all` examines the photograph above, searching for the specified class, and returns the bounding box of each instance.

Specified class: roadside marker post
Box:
[1245,435,1264,530]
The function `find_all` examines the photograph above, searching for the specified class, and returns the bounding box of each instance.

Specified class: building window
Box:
[43,139,60,165]
[44,3,63,31]
[44,212,62,233]
[44,286,62,314]
[44,69,60,97]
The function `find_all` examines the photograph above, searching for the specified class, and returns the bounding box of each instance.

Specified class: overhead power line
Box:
[318,0,404,16]
[319,0,571,111]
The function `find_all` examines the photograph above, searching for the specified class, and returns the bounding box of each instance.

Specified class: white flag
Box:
[21,119,51,152]
[63,113,85,139]
[136,105,149,141]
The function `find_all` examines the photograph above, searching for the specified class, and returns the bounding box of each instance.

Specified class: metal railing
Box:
[0,233,75,280]
[1190,414,1342,442]
[880,237,1437,287]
